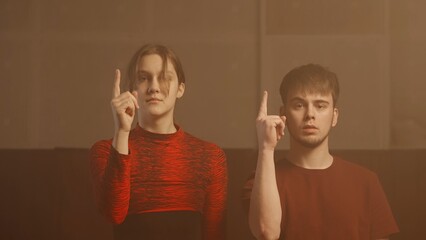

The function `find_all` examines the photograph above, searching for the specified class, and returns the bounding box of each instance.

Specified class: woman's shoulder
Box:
[182,131,222,149]
[90,138,113,152]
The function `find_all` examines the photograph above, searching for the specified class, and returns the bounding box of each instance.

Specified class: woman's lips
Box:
[147,98,162,103]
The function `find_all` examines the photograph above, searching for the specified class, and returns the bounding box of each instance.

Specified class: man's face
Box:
[283,89,338,148]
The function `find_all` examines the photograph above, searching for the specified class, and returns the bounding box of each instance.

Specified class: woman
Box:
[90,44,227,240]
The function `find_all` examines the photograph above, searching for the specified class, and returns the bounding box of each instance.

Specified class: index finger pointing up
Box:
[112,69,121,98]
[257,90,268,118]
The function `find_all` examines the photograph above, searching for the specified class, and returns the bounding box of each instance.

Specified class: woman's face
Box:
[135,54,185,120]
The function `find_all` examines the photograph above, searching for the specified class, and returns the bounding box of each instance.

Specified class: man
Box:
[243,64,399,240]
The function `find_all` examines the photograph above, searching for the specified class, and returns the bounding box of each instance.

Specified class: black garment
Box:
[113,211,202,240]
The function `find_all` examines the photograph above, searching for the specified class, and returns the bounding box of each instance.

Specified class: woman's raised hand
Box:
[110,69,139,133]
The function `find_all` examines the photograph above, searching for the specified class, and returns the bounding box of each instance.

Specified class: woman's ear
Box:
[332,107,339,127]
[177,82,185,98]
[280,105,286,116]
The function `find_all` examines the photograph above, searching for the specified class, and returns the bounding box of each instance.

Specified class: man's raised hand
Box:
[110,69,139,133]
[256,91,286,151]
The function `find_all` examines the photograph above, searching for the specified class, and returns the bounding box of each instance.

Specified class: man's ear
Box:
[177,82,185,98]
[332,107,339,127]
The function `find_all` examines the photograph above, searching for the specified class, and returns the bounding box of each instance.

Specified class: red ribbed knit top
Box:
[90,124,227,239]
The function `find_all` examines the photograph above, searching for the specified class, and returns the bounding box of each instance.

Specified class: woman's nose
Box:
[147,78,160,93]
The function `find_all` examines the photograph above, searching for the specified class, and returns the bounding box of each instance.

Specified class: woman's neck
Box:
[138,117,177,134]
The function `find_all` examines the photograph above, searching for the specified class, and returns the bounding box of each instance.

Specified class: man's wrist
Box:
[258,148,275,159]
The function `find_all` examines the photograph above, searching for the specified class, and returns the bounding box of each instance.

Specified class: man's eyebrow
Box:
[289,97,330,104]
[314,99,330,104]
[289,97,305,102]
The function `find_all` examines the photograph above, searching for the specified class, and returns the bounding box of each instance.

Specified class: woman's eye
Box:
[164,75,173,81]
[138,75,148,81]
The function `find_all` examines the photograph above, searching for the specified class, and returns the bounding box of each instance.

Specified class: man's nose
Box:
[305,105,315,120]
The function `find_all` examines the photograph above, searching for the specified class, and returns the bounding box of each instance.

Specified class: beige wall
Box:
[390,1,426,148]
[0,0,259,149]
[1,0,425,149]
[261,0,391,149]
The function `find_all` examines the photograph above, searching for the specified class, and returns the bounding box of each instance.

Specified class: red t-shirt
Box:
[243,157,399,240]
[90,125,227,240]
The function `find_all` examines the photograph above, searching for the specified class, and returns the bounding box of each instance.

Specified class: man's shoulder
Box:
[333,156,378,179]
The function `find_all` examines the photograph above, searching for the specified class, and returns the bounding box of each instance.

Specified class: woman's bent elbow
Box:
[250,223,281,240]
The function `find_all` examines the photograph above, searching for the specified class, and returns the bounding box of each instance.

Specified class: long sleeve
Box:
[90,140,132,224]
[203,148,228,240]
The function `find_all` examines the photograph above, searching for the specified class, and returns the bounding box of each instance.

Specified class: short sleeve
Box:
[369,174,399,239]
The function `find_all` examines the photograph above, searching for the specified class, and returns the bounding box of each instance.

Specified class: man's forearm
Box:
[249,149,282,240]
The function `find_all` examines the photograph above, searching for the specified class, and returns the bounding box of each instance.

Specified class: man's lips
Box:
[302,125,318,132]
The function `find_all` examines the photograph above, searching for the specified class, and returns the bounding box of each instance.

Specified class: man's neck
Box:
[287,140,333,169]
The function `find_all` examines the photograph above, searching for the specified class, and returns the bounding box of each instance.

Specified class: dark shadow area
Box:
[0,148,424,239]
